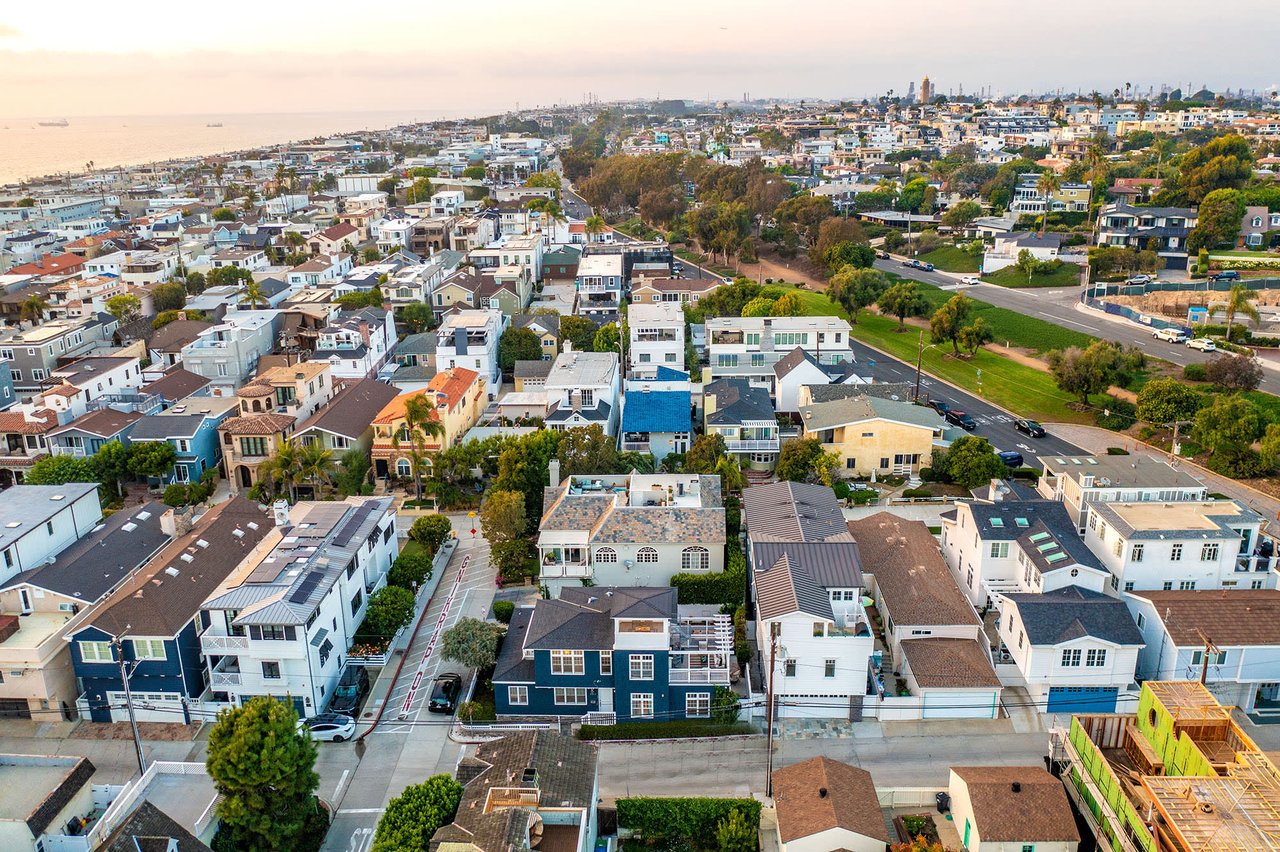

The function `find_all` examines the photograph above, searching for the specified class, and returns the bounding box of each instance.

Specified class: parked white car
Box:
[1186,338,1217,352]
[960,276,981,286]
[299,713,357,742]
[1152,328,1188,343]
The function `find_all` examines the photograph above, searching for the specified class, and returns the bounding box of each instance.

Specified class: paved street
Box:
[320,518,495,852]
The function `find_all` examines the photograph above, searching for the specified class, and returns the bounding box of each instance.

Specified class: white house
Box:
[435,309,505,398]
[0,483,102,587]
[746,481,873,719]
[705,315,854,398]
[773,346,864,414]
[544,349,621,436]
[430,190,465,217]
[981,231,1063,274]
[1126,589,1280,713]
[627,302,685,379]
[536,469,725,594]
[574,253,625,319]
[996,586,1143,714]
[200,497,398,716]
[949,766,1081,852]
[312,308,396,380]
[1082,499,1271,593]
[941,498,1111,608]
[1037,454,1208,532]
[771,757,889,852]
[286,253,353,290]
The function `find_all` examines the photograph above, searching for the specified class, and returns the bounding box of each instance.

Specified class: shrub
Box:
[1095,398,1137,431]
[616,797,762,843]
[670,547,745,605]
[409,515,453,557]
[579,720,755,741]
[388,548,433,590]
[901,487,933,498]
[1008,467,1040,481]
[1207,446,1270,479]
[832,480,851,500]
[163,483,191,507]
[492,600,515,624]
[1183,363,1208,381]
[851,489,877,505]
[918,466,938,482]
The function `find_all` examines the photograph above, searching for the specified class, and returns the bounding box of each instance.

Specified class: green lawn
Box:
[982,263,1083,289]
[779,284,1094,423]
[917,245,981,274]
[1244,391,1280,424]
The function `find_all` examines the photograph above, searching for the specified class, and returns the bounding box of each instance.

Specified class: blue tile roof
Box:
[652,366,689,381]
[621,389,691,433]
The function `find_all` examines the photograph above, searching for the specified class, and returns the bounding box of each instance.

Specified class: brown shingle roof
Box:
[540,494,614,532]
[849,513,978,628]
[49,407,142,438]
[900,637,1000,689]
[149,319,213,352]
[951,766,1080,843]
[1130,589,1280,646]
[141,368,211,400]
[592,506,726,544]
[295,378,399,441]
[772,757,888,844]
[219,412,295,435]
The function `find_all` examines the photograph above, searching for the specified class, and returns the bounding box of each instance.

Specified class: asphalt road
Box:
[849,337,1085,464]
[872,257,1280,395]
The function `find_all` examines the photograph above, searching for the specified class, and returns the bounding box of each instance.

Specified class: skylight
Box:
[1046,552,1070,563]
[121,522,138,532]
[1029,532,1051,543]
[1014,517,1029,528]
[1037,542,1059,553]
[989,518,1004,528]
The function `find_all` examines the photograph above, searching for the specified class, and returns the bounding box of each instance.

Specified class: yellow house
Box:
[370,367,485,479]
[432,269,483,315]
[798,395,947,477]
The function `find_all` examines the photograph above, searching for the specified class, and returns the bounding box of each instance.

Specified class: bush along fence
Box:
[1086,276,1280,298]
[616,796,762,845]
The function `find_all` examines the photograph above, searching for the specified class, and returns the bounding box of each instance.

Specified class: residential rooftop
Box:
[1041,454,1206,489]
[1091,499,1261,538]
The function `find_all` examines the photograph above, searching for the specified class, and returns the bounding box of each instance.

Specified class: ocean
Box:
[0,110,462,187]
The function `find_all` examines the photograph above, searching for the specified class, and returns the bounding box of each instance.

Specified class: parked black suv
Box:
[429,673,462,714]
[330,665,370,716]
[945,409,977,431]
[1208,270,1240,282]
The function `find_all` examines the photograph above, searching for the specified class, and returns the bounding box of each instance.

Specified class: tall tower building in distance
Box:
[920,75,934,105]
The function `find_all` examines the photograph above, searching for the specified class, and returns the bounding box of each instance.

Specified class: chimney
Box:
[1011,782,1022,793]
[358,320,371,345]
[160,506,192,538]
[990,479,1003,501]
[548,458,560,487]
[563,339,573,354]
[272,499,291,527]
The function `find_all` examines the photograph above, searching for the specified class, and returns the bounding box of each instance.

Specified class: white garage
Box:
[105,691,186,723]
[901,638,1003,720]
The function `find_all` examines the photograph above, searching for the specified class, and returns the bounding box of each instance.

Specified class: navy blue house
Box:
[68,498,272,723]
[493,587,734,723]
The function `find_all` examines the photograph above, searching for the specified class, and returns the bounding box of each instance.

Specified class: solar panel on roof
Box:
[289,571,323,603]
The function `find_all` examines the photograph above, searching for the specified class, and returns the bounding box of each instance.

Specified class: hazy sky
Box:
[1,0,1274,118]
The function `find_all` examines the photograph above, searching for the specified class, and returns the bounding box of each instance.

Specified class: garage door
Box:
[106,691,186,723]
[922,690,999,719]
[0,699,31,719]
[1046,686,1118,714]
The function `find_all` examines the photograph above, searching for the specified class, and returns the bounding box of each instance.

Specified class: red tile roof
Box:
[8,254,86,276]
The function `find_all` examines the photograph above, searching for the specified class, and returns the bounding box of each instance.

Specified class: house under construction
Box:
[1054,680,1280,851]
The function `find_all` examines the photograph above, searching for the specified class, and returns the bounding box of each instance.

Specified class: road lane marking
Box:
[397,554,472,719]
[333,769,350,801]
[339,808,387,814]
[1038,312,1098,331]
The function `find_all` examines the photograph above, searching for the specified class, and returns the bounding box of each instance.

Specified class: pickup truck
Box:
[1152,328,1188,343]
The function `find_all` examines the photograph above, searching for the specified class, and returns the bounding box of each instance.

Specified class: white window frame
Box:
[131,639,167,661]
[629,654,654,681]
[79,640,113,662]
[1061,648,1082,667]
[636,547,658,563]
[686,692,711,718]
[553,687,587,706]
[508,685,529,706]
[550,650,585,675]
[989,542,1009,559]
[1086,648,1108,667]
[599,652,612,675]
[681,546,709,572]
[630,692,654,719]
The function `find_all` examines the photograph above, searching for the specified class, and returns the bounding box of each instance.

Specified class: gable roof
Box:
[848,513,977,627]
[705,377,774,425]
[771,757,888,844]
[99,800,212,852]
[1129,589,1280,647]
[803,381,915,404]
[744,481,849,542]
[295,378,399,441]
[150,319,214,352]
[901,637,1000,688]
[951,765,1080,843]
[1003,586,1144,648]
[141,367,211,401]
[48,407,141,439]
[756,553,834,620]
[772,346,829,379]
[799,394,944,432]
[523,599,613,650]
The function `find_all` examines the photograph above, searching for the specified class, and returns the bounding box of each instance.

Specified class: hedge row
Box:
[670,548,746,605]
[578,721,755,741]
[616,796,762,842]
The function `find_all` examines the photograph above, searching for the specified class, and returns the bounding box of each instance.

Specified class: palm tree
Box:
[584,215,606,243]
[243,278,266,309]
[213,162,225,196]
[242,187,259,214]
[1036,171,1061,235]
[714,455,746,495]
[1136,100,1150,124]
[19,294,48,326]
[267,441,303,503]
[297,441,335,498]
[1209,284,1261,342]
[391,394,446,503]
[273,163,287,198]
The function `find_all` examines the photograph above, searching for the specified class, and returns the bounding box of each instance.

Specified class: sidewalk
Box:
[1044,422,1280,534]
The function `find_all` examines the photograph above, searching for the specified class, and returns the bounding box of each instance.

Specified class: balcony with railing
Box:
[621,432,651,453]
[669,613,733,684]
[200,632,249,653]
[210,656,241,689]
[539,546,590,579]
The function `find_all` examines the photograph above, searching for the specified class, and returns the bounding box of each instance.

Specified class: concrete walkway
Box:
[1043,423,1280,534]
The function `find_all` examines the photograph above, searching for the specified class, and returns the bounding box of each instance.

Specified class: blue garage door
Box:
[1047,686,1118,713]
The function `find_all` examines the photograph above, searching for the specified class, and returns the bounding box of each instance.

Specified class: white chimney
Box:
[160,506,192,538]
[548,458,560,487]
[990,479,1004,501]
[272,499,291,527]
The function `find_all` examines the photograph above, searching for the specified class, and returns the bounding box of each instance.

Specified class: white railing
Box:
[669,668,731,684]
[211,671,241,688]
[724,439,779,452]
[200,634,250,652]
[621,441,651,452]
[540,561,590,578]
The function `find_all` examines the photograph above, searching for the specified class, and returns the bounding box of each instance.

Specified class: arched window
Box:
[636,547,659,564]
[595,548,617,564]
[681,546,709,572]
[396,458,412,477]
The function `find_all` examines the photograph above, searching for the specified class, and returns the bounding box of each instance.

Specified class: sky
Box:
[1,0,1275,118]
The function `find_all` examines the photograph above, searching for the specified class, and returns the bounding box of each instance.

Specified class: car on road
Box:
[1186,338,1218,352]
[922,262,935,272]
[428,673,462,714]
[1208,270,1240,282]
[330,665,370,716]
[877,251,891,260]
[1014,418,1046,438]
[1152,327,1189,343]
[960,276,981,286]
[300,713,357,743]
[1126,274,1154,285]
[945,409,977,431]
[926,399,951,416]
[722,277,734,285]
[997,451,1024,468]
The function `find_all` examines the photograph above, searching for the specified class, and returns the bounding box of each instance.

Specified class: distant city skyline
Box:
[1,1,1275,119]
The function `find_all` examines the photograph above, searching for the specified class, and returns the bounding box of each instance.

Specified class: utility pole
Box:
[765,624,779,797]
[111,630,147,776]
[1197,629,1220,685]
[913,329,925,402]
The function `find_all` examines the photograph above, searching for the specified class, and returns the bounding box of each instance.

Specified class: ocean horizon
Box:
[0,109,472,187]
